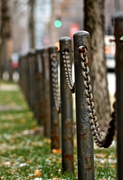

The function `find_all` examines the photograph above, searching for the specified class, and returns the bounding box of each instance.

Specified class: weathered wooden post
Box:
[59,37,74,172]
[73,31,94,179]
[48,45,60,150]
[114,12,123,180]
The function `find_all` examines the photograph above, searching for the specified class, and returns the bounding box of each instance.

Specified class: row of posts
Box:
[19,13,123,180]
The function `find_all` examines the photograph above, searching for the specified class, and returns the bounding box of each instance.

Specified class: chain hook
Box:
[78,45,87,56]
[78,45,88,64]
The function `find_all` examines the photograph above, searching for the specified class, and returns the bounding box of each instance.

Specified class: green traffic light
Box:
[54,20,62,28]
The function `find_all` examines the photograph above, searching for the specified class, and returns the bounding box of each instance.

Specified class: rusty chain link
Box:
[50,53,61,113]
[78,45,116,148]
[62,48,75,93]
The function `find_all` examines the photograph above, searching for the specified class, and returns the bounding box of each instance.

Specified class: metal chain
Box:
[50,53,61,113]
[62,48,75,93]
[78,45,116,148]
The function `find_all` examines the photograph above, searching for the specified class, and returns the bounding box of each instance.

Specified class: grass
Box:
[94,147,116,179]
[0,81,116,179]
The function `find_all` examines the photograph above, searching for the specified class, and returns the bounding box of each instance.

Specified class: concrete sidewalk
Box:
[0,83,19,91]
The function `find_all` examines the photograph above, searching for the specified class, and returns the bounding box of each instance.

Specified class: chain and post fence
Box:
[33,50,41,123]
[35,49,45,127]
[19,55,28,103]
[41,48,50,137]
[48,45,60,150]
[34,49,44,125]
[59,37,74,173]
[27,51,36,110]
[74,31,94,179]
[18,12,123,180]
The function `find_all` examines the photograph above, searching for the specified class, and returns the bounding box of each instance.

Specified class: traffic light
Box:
[54,19,62,28]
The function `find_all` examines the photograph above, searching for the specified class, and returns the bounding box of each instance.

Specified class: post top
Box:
[59,36,71,42]
[48,45,58,50]
[27,49,35,56]
[73,30,90,37]
[114,11,123,20]
[36,48,46,53]
[36,46,44,53]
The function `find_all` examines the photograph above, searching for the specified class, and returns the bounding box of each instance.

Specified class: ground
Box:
[0,82,116,179]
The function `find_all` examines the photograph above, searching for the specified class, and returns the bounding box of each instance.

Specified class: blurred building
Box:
[58,0,82,38]
[105,0,123,35]
[52,0,123,40]
[34,0,51,47]
[10,0,123,51]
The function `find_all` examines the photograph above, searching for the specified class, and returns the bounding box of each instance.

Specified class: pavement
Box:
[107,73,116,96]
[0,83,19,91]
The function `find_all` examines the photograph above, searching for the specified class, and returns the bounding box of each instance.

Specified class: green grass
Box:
[94,147,116,179]
[0,82,116,179]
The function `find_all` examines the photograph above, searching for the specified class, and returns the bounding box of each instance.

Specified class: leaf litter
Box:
[0,83,116,179]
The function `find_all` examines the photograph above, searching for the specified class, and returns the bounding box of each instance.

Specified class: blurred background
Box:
[0,0,123,82]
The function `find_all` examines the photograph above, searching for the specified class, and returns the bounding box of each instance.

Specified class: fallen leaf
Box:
[26,160,32,164]
[21,118,26,123]
[52,149,61,154]
[34,169,43,178]
[2,161,14,166]
[44,139,51,143]
[19,156,24,159]
[109,154,115,159]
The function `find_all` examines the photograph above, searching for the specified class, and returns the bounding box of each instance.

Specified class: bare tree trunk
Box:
[0,0,12,80]
[29,0,35,49]
[84,0,111,128]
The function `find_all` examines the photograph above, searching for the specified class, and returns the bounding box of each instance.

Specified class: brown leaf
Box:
[52,149,62,154]
[2,161,14,166]
[34,169,43,178]
[26,160,32,164]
